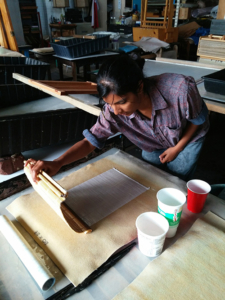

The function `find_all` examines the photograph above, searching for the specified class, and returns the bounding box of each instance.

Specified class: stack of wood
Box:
[197,35,225,61]
[197,0,225,61]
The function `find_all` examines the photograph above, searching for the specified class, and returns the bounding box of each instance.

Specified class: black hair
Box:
[96,55,147,102]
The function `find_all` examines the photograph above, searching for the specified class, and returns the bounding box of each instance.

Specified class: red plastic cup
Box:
[187,180,211,213]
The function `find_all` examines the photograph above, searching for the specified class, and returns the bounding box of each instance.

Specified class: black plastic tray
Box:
[202,69,225,96]
[51,35,110,58]
[0,84,48,108]
[0,108,97,156]
[0,57,50,84]
[210,19,225,36]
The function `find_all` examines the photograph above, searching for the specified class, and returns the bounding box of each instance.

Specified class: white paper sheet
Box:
[65,168,149,226]
[132,37,170,53]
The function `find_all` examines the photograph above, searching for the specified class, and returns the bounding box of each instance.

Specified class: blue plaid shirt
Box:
[83,73,209,151]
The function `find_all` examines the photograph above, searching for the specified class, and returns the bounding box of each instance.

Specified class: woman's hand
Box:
[159,147,181,164]
[25,159,62,183]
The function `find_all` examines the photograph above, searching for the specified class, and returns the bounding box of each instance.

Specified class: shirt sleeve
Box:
[83,104,119,149]
[185,77,208,125]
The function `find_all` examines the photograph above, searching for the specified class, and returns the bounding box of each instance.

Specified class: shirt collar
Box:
[150,85,168,111]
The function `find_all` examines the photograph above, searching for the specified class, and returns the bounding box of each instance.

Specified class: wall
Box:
[37,0,107,38]
[37,0,75,38]
[96,0,107,31]
[133,0,141,12]
[113,0,126,20]
[6,0,25,46]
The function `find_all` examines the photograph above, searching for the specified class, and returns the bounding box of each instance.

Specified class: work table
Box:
[0,148,224,299]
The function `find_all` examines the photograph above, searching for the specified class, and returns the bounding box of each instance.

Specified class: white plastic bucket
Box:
[157,188,186,238]
[136,212,169,257]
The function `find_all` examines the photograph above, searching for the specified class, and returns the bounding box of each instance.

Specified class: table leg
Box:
[57,59,64,80]
[84,64,91,81]
[72,62,77,81]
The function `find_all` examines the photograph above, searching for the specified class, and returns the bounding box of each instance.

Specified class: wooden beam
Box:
[217,0,225,19]
[0,11,8,48]
[29,80,98,95]
[155,57,224,70]
[0,0,18,51]
[13,73,101,117]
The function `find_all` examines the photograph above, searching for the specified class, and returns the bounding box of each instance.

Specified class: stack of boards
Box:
[197,20,225,61]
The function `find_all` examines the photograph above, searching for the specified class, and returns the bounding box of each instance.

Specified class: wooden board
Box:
[0,0,18,51]
[29,80,98,95]
[13,73,101,117]
[0,11,8,48]
[133,27,178,43]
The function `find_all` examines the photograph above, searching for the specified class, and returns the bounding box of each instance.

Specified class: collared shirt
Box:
[83,73,209,151]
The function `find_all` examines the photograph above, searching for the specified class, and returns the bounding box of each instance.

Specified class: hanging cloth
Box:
[92,0,99,29]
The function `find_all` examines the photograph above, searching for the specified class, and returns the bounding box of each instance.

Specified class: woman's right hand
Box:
[25,159,62,183]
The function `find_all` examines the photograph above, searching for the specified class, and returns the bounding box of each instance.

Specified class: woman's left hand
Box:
[159,147,181,164]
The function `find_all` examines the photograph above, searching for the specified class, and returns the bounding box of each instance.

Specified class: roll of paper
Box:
[0,215,55,291]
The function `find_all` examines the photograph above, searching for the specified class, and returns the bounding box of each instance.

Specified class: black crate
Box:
[0,84,48,108]
[202,69,225,96]
[65,8,83,23]
[0,108,98,156]
[0,57,50,84]
[210,20,225,36]
[51,35,110,58]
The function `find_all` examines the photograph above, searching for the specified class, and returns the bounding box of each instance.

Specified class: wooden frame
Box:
[29,80,98,96]
[13,73,101,117]
[133,0,178,43]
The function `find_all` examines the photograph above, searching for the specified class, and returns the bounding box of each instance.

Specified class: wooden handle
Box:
[25,161,68,199]
[61,202,92,234]
[40,170,68,197]
[37,173,65,199]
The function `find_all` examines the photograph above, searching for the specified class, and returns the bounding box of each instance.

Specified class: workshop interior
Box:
[0,0,225,299]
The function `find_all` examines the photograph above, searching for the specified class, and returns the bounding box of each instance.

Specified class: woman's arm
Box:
[159,122,199,163]
[25,138,96,182]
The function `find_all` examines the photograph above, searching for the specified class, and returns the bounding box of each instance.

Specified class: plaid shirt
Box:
[83,73,209,151]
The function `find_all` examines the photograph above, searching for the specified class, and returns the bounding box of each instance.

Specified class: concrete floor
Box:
[49,61,225,186]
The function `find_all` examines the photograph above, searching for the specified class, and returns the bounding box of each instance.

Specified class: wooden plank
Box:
[0,11,8,48]
[197,54,225,62]
[73,34,96,39]
[204,99,225,115]
[217,0,225,19]
[30,80,98,96]
[0,0,18,51]
[155,57,224,70]
[13,73,101,117]
[30,79,98,95]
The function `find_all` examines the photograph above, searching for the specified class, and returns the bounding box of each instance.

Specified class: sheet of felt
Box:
[113,211,225,300]
[7,152,161,287]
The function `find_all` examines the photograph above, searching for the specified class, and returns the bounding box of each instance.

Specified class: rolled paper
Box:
[0,215,55,291]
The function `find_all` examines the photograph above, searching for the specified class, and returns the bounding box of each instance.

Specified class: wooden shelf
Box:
[19,1,41,48]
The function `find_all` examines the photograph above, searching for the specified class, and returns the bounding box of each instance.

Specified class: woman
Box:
[26,55,209,182]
